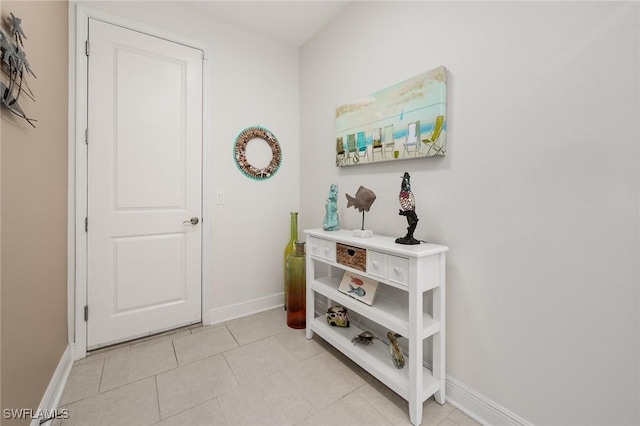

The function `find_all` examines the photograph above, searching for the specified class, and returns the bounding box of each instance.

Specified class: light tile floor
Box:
[55,308,481,426]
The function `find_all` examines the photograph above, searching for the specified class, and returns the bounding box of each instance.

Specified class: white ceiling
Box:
[186,1,350,46]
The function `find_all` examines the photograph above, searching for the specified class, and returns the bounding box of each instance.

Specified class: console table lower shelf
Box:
[304,228,448,425]
[310,318,441,405]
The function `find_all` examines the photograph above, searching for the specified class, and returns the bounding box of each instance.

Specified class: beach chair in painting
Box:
[371,128,383,160]
[356,131,368,162]
[403,120,421,157]
[336,137,346,166]
[346,133,358,164]
[421,115,445,156]
[382,124,395,158]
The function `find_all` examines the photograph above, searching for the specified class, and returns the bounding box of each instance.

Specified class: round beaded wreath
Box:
[234,126,282,181]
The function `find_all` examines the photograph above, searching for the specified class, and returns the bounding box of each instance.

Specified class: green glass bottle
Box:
[286,241,306,329]
[284,212,298,310]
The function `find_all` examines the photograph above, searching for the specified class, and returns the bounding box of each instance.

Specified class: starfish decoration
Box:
[0,13,36,127]
[8,13,26,46]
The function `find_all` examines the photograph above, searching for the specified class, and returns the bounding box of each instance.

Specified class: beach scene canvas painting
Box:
[335,66,447,167]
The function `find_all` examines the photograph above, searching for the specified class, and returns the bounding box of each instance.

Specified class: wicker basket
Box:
[336,243,366,271]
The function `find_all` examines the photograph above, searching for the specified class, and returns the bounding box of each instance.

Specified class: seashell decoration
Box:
[234,126,282,181]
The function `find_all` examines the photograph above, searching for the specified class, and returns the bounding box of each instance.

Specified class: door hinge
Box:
[85,128,89,145]
[85,40,90,56]
[84,305,89,321]
[85,217,88,232]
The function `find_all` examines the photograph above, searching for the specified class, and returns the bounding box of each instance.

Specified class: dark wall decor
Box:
[234,126,282,180]
[0,13,36,127]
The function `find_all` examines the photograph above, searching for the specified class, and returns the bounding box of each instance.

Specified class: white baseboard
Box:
[31,344,74,426]
[445,375,533,426]
[209,293,284,325]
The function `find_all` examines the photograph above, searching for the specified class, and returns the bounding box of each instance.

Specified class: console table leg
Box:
[305,239,314,340]
[409,400,422,426]
[409,280,423,425]
[433,253,446,404]
[433,314,445,404]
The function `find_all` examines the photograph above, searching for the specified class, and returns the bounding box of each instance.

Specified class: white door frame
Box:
[68,3,212,360]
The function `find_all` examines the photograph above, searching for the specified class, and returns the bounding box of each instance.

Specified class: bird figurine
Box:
[395,172,421,245]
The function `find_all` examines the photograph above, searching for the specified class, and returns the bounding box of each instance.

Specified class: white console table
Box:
[304,229,448,426]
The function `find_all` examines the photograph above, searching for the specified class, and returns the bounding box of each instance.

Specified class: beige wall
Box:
[0,2,69,424]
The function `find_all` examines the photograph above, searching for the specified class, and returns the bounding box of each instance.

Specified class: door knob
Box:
[183,217,199,225]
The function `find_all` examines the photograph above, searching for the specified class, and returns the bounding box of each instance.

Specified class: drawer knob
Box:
[372,260,380,268]
[324,247,330,253]
[394,266,402,274]
[312,244,318,250]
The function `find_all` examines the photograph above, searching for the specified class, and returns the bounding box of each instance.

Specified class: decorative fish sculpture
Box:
[345,186,376,212]
[348,284,366,297]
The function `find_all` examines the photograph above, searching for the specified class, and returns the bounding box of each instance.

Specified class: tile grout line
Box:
[58,359,106,408]
[171,337,179,366]
[167,326,240,368]
[95,376,161,397]
[221,347,242,390]
[97,357,106,394]
[153,396,226,425]
[152,348,233,422]
[97,341,179,394]
[154,375,162,422]
[353,384,397,426]
[225,324,241,347]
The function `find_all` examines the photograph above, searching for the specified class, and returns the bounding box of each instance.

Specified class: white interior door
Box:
[87,19,203,349]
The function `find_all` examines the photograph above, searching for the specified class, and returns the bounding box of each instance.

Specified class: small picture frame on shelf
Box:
[338,272,379,305]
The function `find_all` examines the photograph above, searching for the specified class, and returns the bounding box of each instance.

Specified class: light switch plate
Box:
[216,190,225,205]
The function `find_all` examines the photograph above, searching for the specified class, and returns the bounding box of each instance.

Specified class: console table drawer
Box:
[367,250,386,279]
[367,250,410,286]
[388,255,410,286]
[309,237,336,262]
[336,243,366,272]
